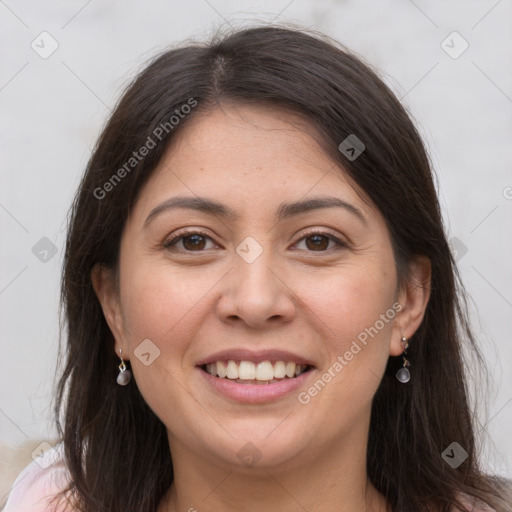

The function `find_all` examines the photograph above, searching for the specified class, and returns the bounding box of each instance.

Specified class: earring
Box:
[116,349,132,386]
[396,336,411,383]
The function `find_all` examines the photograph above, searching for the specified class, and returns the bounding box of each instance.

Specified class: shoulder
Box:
[456,491,500,512]
[3,442,74,512]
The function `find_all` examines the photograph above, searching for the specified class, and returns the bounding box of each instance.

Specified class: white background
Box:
[1,0,511,500]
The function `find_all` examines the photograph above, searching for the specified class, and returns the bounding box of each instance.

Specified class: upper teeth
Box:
[204,360,308,380]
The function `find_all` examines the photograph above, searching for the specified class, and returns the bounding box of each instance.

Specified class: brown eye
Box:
[293,231,347,252]
[163,230,217,252]
[182,234,207,251]
[305,235,330,251]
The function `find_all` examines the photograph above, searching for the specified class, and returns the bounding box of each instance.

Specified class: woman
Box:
[4,25,511,512]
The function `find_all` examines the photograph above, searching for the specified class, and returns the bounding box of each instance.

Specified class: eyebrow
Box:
[143,195,368,228]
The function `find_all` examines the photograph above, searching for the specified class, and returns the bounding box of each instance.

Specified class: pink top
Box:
[3,444,71,512]
[3,443,498,511]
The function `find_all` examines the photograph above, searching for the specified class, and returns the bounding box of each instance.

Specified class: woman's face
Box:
[97,104,422,472]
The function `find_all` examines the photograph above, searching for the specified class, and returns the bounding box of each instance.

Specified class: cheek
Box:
[117,259,213,419]
[300,261,396,346]
[295,261,397,422]
[119,258,217,345]
[303,263,395,372]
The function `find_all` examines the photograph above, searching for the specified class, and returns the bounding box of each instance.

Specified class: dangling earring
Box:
[116,349,132,386]
[396,336,411,383]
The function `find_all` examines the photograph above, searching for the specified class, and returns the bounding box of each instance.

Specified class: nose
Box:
[216,248,296,329]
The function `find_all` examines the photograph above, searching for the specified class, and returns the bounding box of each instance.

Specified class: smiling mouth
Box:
[200,360,313,385]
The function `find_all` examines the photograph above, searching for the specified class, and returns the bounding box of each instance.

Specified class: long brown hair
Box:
[55,25,511,511]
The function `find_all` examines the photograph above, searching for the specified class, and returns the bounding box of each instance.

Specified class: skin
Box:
[93,103,431,512]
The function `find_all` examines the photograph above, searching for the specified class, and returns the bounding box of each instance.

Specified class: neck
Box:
[159,423,389,512]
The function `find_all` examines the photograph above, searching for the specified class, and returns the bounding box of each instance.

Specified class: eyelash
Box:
[162,228,348,253]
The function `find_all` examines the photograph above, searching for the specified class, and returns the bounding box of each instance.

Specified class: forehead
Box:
[131,104,375,224]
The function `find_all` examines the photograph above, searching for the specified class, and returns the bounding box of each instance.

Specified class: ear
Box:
[91,263,129,359]
[389,255,431,356]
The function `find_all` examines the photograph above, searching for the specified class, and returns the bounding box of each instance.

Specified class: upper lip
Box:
[196,348,316,367]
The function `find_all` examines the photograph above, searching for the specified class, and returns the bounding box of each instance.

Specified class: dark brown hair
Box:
[56,25,511,511]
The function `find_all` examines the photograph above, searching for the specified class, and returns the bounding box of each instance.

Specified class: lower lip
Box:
[199,368,314,403]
